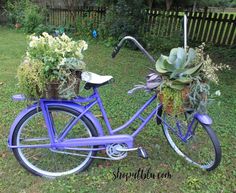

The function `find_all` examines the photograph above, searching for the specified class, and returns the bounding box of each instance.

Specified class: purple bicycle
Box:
[8,36,221,178]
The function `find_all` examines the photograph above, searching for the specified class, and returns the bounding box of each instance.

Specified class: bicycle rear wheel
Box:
[162,112,221,171]
[12,105,98,178]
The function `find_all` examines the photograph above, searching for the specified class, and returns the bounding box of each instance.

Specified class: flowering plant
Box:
[156,43,230,114]
[27,32,87,79]
[17,32,88,99]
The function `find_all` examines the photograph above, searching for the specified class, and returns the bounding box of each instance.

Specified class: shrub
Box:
[22,1,45,33]
[99,0,146,42]
[5,0,46,33]
[76,13,97,40]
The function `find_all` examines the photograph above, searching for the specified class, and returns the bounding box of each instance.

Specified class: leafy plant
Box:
[21,2,45,33]
[156,47,201,90]
[17,58,46,98]
[76,14,97,39]
[5,0,26,24]
[18,32,88,99]
[98,0,145,41]
[5,0,46,33]
[156,44,230,114]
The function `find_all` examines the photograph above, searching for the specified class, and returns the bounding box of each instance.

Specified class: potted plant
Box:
[17,32,88,99]
[155,44,230,114]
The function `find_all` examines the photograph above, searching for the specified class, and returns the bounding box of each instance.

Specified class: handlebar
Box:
[111,36,156,64]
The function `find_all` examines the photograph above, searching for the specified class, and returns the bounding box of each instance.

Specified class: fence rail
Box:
[47,6,235,46]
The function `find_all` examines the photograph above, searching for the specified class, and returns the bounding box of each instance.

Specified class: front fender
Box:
[8,102,104,148]
[194,113,212,125]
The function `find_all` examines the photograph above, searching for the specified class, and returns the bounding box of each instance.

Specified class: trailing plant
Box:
[17,58,46,98]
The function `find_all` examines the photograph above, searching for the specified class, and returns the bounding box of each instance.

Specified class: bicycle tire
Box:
[162,112,221,171]
[12,105,98,178]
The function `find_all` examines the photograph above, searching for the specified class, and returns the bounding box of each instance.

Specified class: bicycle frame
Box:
[8,85,212,151]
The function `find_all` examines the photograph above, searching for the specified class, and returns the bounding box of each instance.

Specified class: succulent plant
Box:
[156,47,203,90]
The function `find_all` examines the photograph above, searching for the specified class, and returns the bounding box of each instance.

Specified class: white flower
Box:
[42,32,49,38]
[61,33,70,41]
[215,90,221,96]
[79,40,88,50]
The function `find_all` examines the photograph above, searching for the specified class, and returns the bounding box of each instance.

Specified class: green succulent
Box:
[156,47,202,90]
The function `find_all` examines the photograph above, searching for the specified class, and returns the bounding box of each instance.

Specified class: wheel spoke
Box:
[162,112,221,170]
[13,106,97,177]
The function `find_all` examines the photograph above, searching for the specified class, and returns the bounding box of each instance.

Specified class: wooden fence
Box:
[47,7,236,46]
[47,6,106,28]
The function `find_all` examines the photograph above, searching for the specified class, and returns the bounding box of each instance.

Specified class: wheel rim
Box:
[163,112,216,169]
[16,109,93,177]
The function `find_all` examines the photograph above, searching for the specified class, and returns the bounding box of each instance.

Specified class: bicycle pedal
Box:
[137,147,148,159]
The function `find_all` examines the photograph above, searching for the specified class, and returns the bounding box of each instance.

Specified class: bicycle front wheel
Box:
[162,112,221,171]
[12,105,98,178]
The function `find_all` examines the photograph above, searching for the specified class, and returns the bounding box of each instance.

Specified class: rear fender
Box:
[8,102,104,148]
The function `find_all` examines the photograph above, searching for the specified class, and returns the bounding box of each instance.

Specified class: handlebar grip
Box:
[111,45,121,58]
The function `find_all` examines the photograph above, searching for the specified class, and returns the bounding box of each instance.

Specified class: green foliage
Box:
[156,47,201,90]
[161,86,183,115]
[5,0,26,23]
[33,24,55,36]
[17,59,46,98]
[20,32,88,98]
[21,2,45,33]
[99,0,146,41]
[188,78,210,113]
[76,14,96,40]
[5,0,46,33]
[155,43,230,113]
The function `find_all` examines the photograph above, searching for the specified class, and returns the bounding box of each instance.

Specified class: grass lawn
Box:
[0,26,236,193]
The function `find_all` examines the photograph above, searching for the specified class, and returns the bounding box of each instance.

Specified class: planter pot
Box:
[45,81,60,99]
[45,70,82,99]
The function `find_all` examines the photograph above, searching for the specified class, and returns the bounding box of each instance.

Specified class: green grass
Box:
[0,26,236,193]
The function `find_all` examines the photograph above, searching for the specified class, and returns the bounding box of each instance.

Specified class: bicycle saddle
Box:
[81,71,113,90]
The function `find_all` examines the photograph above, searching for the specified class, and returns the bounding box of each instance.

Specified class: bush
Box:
[33,24,55,36]
[22,2,45,33]
[99,0,146,42]
[145,34,181,55]
[76,13,97,40]
[5,0,46,33]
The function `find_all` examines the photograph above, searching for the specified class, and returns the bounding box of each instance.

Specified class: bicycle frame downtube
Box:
[111,95,157,135]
